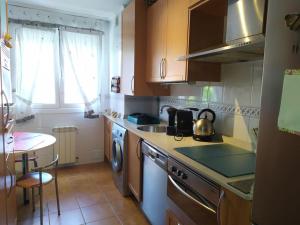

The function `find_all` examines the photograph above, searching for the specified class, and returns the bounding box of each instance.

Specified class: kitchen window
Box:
[13,25,102,115]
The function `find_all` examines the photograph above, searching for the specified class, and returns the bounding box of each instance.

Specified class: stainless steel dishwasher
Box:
[141,141,168,225]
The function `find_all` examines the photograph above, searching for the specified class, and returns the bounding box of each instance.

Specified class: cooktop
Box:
[175,144,256,178]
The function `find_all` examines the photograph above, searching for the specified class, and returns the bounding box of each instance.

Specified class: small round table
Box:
[13,132,56,204]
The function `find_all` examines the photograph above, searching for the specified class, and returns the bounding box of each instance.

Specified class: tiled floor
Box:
[16,162,150,225]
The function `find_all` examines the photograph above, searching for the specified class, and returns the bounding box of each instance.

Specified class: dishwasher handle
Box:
[168,175,217,214]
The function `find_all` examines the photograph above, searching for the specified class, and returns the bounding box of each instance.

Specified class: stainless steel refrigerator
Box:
[252,1,300,225]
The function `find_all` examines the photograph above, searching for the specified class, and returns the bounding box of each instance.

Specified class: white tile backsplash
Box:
[251,62,264,107]
[159,61,263,150]
[222,114,251,143]
[208,84,223,103]
[222,62,253,106]
[171,83,205,97]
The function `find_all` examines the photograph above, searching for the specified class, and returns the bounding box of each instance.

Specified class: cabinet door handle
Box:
[217,190,225,225]
[136,138,142,160]
[7,136,13,145]
[2,90,10,129]
[6,164,13,197]
[163,58,167,79]
[159,58,163,79]
[131,76,134,94]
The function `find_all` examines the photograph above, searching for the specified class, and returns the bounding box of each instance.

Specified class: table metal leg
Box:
[22,153,29,205]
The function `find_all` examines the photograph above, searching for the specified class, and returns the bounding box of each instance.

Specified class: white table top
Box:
[13,132,56,154]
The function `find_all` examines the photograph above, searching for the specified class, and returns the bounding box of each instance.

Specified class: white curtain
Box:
[60,29,102,115]
[14,26,58,121]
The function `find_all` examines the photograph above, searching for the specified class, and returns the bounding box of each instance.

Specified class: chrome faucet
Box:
[160,105,174,114]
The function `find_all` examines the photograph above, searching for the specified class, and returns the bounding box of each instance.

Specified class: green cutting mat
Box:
[175,144,256,178]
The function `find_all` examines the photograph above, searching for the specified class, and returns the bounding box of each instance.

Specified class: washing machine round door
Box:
[112,139,123,172]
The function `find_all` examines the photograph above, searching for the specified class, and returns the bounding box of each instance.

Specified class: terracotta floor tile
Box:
[76,192,108,208]
[17,201,48,220]
[109,198,139,216]
[98,183,118,193]
[86,216,121,225]
[17,216,49,225]
[17,162,148,225]
[104,189,126,203]
[117,212,150,225]
[49,209,84,225]
[81,203,115,223]
[48,196,79,213]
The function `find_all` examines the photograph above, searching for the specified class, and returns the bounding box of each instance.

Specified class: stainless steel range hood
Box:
[184,0,267,63]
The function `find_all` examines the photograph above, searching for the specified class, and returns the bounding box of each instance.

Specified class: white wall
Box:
[16,113,104,168]
[107,14,125,117]
[160,61,263,151]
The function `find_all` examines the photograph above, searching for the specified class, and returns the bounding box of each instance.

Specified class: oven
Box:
[167,157,224,225]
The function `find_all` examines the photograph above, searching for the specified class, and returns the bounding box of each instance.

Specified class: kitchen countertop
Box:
[104,114,255,201]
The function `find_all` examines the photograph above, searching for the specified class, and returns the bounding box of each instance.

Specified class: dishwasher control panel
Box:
[168,157,220,205]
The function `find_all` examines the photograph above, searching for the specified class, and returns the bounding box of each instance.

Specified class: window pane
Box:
[15,27,57,105]
[61,30,101,105]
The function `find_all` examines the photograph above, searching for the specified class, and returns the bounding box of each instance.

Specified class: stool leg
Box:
[55,177,61,216]
[32,188,35,212]
[22,153,29,205]
[39,185,43,225]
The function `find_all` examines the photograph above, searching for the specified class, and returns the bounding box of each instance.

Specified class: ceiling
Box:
[9,0,131,21]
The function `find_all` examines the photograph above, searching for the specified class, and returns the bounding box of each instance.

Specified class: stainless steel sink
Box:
[137,125,167,133]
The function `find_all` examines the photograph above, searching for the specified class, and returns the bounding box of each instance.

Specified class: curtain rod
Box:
[9,18,104,34]
[8,3,109,22]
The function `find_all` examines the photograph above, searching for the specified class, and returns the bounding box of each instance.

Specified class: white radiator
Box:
[52,126,77,165]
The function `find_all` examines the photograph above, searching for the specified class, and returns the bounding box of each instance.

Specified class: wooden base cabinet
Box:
[104,117,112,161]
[167,187,252,225]
[166,210,184,225]
[127,131,142,202]
[0,150,6,225]
[121,0,169,96]
[5,153,16,225]
[220,188,252,225]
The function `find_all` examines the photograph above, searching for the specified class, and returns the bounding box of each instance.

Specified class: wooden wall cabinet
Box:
[121,0,169,96]
[146,0,222,83]
[104,117,112,161]
[189,0,200,6]
[166,210,184,225]
[220,188,252,225]
[127,131,142,202]
[146,0,189,83]
[146,0,167,82]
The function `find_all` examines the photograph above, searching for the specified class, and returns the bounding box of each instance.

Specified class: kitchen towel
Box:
[278,69,300,136]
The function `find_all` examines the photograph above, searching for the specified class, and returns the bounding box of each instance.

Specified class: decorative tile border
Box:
[159,97,260,118]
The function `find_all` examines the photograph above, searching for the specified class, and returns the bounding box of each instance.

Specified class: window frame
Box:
[17,25,103,112]
[58,27,103,110]
[28,26,61,110]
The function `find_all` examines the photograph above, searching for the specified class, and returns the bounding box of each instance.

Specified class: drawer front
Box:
[168,158,220,205]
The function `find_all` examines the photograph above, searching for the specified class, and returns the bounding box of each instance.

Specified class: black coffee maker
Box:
[160,106,198,136]
[176,109,196,136]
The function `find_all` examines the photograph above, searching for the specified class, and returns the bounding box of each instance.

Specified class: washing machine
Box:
[111,123,129,196]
